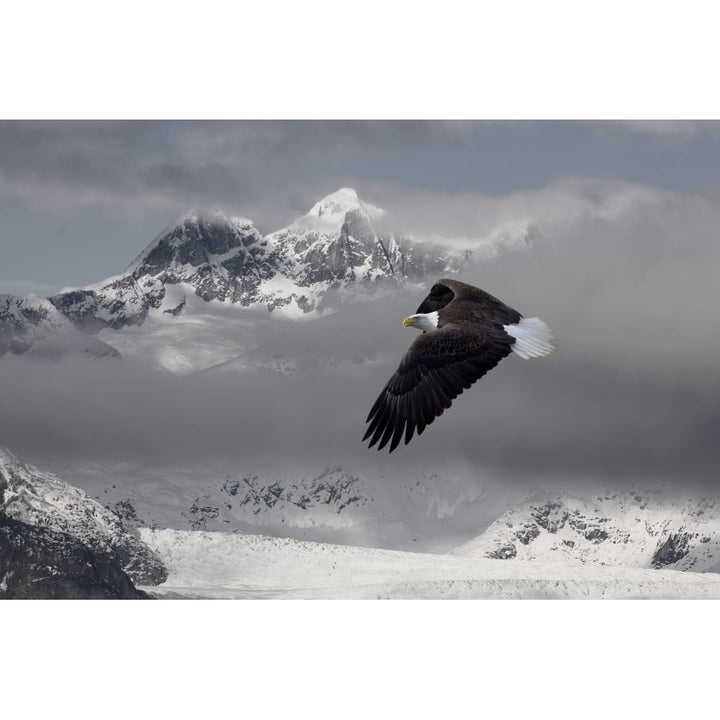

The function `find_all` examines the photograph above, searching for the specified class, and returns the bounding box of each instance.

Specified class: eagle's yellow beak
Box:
[403,316,416,328]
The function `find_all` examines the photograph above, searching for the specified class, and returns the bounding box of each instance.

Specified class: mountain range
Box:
[452,488,720,572]
[5,444,720,598]
[1,187,483,371]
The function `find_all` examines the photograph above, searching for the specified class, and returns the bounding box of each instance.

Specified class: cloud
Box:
[0,120,461,231]
[4,119,720,236]
[2,171,720,495]
[371,177,671,244]
[612,120,720,137]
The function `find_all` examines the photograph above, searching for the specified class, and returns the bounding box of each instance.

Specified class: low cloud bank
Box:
[2,180,719,495]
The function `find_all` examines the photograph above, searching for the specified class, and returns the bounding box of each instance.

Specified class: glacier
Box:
[138,527,720,600]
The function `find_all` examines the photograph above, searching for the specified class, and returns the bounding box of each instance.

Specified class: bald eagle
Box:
[363,278,556,452]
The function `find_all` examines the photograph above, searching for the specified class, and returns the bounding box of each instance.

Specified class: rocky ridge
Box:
[0,293,120,359]
[0,448,166,598]
[453,488,720,572]
[2,188,503,363]
[49,188,470,332]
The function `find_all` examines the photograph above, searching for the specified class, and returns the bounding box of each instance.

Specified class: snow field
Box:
[139,528,720,600]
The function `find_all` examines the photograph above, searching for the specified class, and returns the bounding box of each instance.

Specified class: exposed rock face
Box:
[4,188,476,359]
[0,448,167,598]
[50,276,165,333]
[47,189,471,332]
[486,544,518,560]
[125,210,270,305]
[231,466,369,516]
[0,293,120,359]
[178,466,372,532]
[453,490,720,573]
[652,532,693,568]
[0,515,148,599]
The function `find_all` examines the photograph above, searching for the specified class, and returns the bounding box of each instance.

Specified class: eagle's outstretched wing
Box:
[363,326,513,452]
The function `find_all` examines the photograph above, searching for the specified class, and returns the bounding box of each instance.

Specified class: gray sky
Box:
[2,120,720,294]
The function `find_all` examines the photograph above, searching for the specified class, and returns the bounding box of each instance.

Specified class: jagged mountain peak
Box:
[294,187,385,233]
[124,207,261,277]
[33,189,473,367]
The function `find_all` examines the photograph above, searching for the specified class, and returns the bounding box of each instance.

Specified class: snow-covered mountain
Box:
[49,188,469,333]
[49,457,516,552]
[62,453,720,571]
[452,488,720,573]
[0,293,120,360]
[65,462,393,547]
[0,447,166,598]
[0,187,478,369]
[6,451,720,599]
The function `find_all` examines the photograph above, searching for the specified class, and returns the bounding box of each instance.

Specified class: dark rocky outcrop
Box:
[487,544,518,560]
[0,448,167,598]
[0,515,149,599]
[652,532,693,568]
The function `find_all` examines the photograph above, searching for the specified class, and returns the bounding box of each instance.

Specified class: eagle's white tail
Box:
[504,317,556,359]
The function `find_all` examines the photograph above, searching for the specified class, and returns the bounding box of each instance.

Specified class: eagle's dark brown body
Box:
[363,278,552,453]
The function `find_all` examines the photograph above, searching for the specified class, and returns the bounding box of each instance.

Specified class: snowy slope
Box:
[36,188,476,372]
[0,293,120,359]
[39,442,720,572]
[95,284,279,373]
[295,187,385,233]
[5,187,553,370]
[51,457,519,554]
[49,188,413,329]
[0,447,166,586]
[452,488,720,573]
[6,187,543,372]
[138,528,720,599]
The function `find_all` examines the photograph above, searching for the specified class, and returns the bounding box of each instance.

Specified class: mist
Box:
[2,179,720,498]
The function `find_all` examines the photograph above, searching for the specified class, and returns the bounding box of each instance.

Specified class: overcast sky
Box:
[2,120,720,294]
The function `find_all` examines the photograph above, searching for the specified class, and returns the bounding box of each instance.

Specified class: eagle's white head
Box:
[402,311,439,332]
